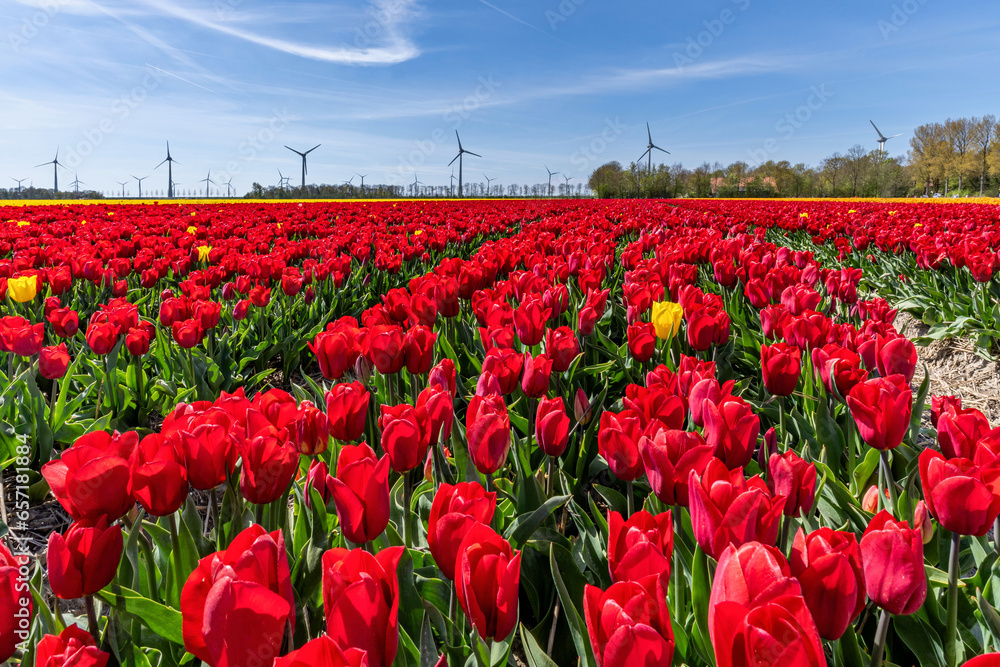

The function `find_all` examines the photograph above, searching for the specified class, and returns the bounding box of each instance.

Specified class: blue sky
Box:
[2,0,999,196]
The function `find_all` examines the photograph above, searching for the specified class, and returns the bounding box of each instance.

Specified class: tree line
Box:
[589,115,1000,199]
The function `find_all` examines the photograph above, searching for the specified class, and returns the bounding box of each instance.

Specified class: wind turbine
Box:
[155,141,179,198]
[341,176,355,196]
[115,181,128,198]
[131,175,148,198]
[277,169,290,191]
[448,131,481,198]
[285,144,320,189]
[69,174,84,196]
[870,120,902,158]
[200,170,216,198]
[11,178,26,194]
[563,174,573,196]
[412,174,424,198]
[35,149,66,193]
[544,166,560,196]
[484,174,495,196]
[639,123,670,173]
[225,178,234,197]
[450,169,456,197]
[356,174,367,196]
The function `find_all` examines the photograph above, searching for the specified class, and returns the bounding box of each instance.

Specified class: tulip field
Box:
[6,197,1000,667]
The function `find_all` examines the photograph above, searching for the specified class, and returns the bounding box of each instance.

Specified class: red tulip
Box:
[35,625,110,667]
[311,329,358,381]
[273,636,369,667]
[521,353,553,398]
[47,519,123,599]
[428,358,457,397]
[597,409,644,481]
[47,307,80,338]
[368,324,405,375]
[937,406,991,459]
[85,321,117,355]
[181,525,294,667]
[963,655,1000,666]
[513,295,549,346]
[289,401,330,455]
[624,384,686,430]
[402,325,436,374]
[326,381,370,442]
[931,394,962,428]
[687,377,732,428]
[249,284,271,307]
[124,326,152,356]
[545,326,580,373]
[767,450,817,517]
[627,321,657,363]
[39,343,70,380]
[607,510,672,583]
[860,510,926,616]
[233,299,251,320]
[703,395,760,470]
[466,393,512,475]
[481,347,524,395]
[876,335,917,383]
[639,428,715,507]
[304,459,335,508]
[323,546,403,667]
[584,574,675,667]
[789,527,866,640]
[379,403,430,473]
[238,424,298,505]
[846,375,912,451]
[761,342,802,396]
[172,318,205,348]
[1,543,31,662]
[416,385,454,446]
[709,542,825,667]
[689,458,784,560]
[578,288,609,336]
[41,431,137,523]
[455,523,521,641]
[919,449,1000,536]
[329,442,391,544]
[428,482,496,580]
[167,410,239,491]
[129,433,188,517]
[536,396,570,457]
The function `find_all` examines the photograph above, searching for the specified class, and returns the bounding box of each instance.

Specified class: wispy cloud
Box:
[130,0,421,65]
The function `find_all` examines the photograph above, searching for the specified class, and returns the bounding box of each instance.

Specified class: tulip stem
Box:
[947,531,961,667]
[779,395,788,449]
[546,457,555,498]
[402,469,415,549]
[870,609,890,667]
[547,599,561,656]
[879,451,897,516]
[779,517,792,554]
[85,595,100,643]
[994,517,1000,556]
[167,513,185,608]
[626,480,635,517]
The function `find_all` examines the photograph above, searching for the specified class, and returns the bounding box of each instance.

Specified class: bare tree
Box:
[971,115,998,196]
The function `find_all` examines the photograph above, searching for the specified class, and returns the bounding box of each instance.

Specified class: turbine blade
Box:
[466,151,482,158]
[306,144,321,153]
[34,162,51,168]
[889,133,903,139]
[654,145,670,154]
[455,131,463,150]
[647,122,652,144]
[448,154,461,166]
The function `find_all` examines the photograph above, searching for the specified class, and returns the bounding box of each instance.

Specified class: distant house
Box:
[711,176,777,195]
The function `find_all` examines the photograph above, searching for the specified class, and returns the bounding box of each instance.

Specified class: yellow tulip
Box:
[651,301,683,340]
[7,275,37,302]
[186,225,197,234]
[197,245,212,262]
[16,220,29,227]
